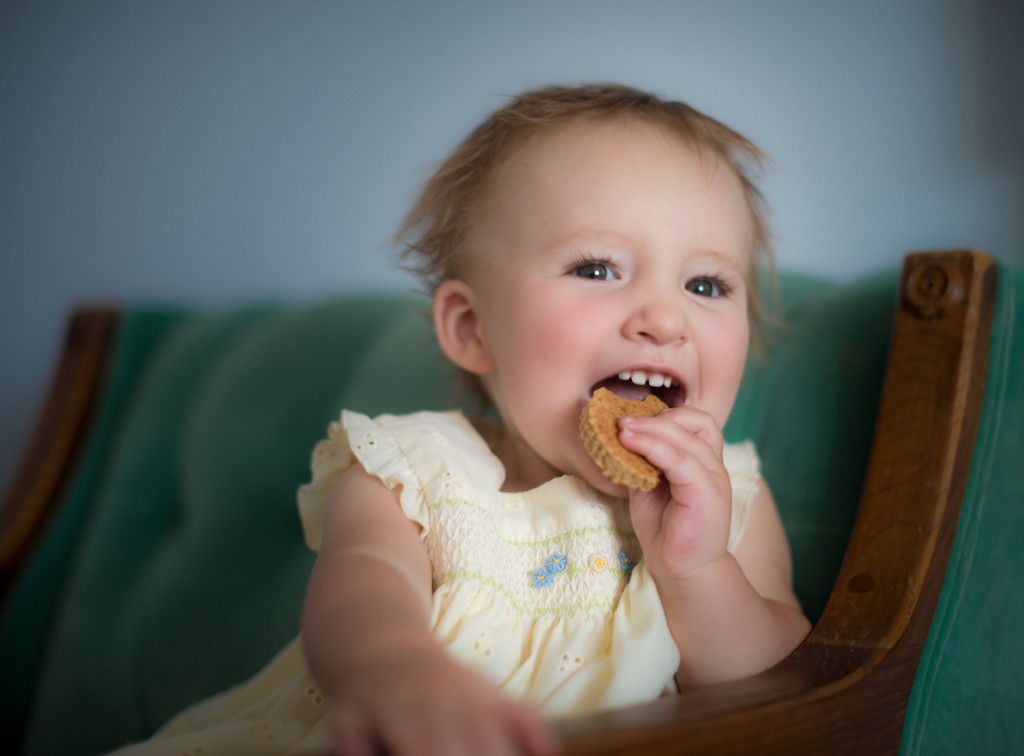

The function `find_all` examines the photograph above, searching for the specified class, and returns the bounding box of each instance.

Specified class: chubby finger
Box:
[617,415,722,474]
[332,704,376,756]
[652,406,725,453]
[456,697,558,756]
[506,702,561,755]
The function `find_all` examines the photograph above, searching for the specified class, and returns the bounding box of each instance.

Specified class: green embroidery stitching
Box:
[427,497,637,548]
[425,497,641,617]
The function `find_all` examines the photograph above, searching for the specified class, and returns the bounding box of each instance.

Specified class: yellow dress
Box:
[111,410,761,755]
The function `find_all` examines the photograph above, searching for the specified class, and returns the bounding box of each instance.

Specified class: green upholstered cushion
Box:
[0,309,188,754]
[1,263,1019,754]
[726,272,896,619]
[10,295,466,754]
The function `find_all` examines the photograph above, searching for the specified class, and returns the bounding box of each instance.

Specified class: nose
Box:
[621,295,689,345]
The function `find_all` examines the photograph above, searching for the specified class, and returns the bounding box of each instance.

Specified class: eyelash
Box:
[686,274,734,298]
[566,253,618,281]
[567,254,735,300]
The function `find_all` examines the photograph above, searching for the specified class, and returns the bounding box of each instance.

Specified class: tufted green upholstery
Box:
[0,260,1020,755]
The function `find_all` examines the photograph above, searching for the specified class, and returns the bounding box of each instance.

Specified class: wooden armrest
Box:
[557,250,997,754]
[0,308,119,605]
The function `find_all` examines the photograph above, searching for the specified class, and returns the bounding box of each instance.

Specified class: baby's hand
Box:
[331,639,558,756]
[616,407,732,581]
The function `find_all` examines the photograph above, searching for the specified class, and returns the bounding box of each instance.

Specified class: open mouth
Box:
[590,370,685,407]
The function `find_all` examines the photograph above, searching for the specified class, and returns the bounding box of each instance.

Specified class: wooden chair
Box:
[0,250,1011,754]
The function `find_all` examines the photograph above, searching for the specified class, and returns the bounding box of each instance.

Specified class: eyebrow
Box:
[687,248,748,272]
[542,229,638,255]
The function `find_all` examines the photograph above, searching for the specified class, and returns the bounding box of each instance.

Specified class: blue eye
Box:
[576,263,613,280]
[571,259,617,281]
[686,276,728,298]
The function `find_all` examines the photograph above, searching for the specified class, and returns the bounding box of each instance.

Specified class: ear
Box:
[432,279,495,375]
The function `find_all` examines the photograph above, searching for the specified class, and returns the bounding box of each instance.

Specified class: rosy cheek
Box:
[523,303,590,356]
[697,319,749,420]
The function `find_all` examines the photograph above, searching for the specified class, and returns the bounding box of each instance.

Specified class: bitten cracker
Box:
[580,387,667,491]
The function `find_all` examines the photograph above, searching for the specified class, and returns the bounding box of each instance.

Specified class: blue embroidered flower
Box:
[618,549,636,580]
[545,553,568,574]
[531,553,569,588]
[531,569,554,588]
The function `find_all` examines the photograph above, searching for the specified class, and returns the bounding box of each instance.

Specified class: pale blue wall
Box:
[2,0,1022,490]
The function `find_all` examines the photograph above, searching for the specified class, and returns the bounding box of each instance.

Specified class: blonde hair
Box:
[398,83,775,331]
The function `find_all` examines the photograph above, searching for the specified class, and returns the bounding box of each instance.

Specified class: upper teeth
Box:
[618,370,672,388]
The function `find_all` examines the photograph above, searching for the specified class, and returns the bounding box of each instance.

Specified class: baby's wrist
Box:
[648,552,739,605]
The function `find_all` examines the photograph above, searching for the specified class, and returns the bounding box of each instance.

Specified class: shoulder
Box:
[723,440,761,552]
[722,440,760,482]
[298,409,464,551]
[346,409,487,457]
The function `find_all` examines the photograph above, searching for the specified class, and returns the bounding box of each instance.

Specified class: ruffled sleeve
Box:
[723,440,761,553]
[296,410,428,552]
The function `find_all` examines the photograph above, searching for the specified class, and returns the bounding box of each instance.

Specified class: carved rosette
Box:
[904,258,965,319]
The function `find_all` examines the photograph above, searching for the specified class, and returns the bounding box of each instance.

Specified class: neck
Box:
[491,425,561,493]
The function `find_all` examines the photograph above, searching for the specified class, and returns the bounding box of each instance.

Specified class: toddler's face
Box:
[463,119,753,495]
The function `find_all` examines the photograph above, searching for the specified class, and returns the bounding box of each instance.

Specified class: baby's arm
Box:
[618,411,811,689]
[301,465,557,756]
[657,483,809,688]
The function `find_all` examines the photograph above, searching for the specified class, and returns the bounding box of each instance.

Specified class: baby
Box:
[113,83,810,756]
